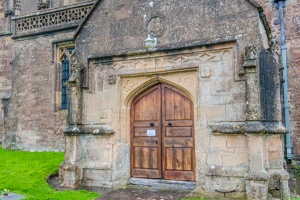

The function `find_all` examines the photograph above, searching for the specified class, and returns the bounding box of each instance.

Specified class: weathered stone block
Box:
[210,135,227,149]
[223,152,249,167]
[207,151,223,166]
[206,106,226,121]
[245,180,269,200]
[205,176,246,193]
[227,136,248,148]
[82,169,112,186]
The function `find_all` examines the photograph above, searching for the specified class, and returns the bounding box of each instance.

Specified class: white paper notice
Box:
[147,129,156,136]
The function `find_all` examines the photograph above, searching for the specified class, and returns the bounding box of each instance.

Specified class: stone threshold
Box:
[130,178,196,190]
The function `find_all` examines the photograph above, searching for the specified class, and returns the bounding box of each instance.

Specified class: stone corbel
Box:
[4,10,14,17]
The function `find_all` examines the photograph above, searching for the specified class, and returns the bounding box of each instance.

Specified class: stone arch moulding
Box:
[123,76,195,108]
[130,82,196,181]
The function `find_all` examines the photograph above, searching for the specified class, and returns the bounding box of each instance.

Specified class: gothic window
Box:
[55,43,75,111]
[61,57,69,110]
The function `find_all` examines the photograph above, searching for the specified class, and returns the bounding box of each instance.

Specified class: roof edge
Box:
[73,0,102,39]
[247,0,264,12]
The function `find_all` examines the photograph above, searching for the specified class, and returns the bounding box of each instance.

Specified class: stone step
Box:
[130,178,196,190]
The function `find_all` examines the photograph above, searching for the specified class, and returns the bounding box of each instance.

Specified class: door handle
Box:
[150,122,154,127]
[168,122,172,126]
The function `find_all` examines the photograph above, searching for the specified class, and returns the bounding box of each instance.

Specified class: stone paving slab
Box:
[0,193,26,200]
[97,187,189,200]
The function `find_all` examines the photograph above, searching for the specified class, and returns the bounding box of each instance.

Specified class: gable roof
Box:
[74,0,102,38]
[73,0,263,39]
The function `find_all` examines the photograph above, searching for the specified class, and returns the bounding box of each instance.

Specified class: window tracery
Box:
[55,44,75,110]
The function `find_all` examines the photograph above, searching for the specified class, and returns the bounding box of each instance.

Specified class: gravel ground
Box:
[48,175,189,200]
[96,187,189,200]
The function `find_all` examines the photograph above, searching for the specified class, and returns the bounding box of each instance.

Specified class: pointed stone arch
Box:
[124,77,194,108]
[130,82,195,181]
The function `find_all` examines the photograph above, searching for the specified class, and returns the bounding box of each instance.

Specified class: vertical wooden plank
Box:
[149,148,158,169]
[183,149,192,171]
[157,84,162,175]
[175,93,183,120]
[184,98,191,119]
[149,148,153,169]
[131,85,162,178]
[166,148,173,170]
[162,84,195,181]
[142,148,149,169]
[134,147,141,168]
[178,149,184,170]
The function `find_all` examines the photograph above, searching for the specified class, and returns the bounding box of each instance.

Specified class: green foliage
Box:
[0,146,100,200]
[293,166,300,176]
[1,188,9,195]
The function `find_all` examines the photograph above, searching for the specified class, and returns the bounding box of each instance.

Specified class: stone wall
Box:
[75,0,269,64]
[257,0,300,156]
[0,0,13,144]
[60,1,290,199]
[2,31,75,151]
[0,0,5,31]
[0,36,13,144]
[1,0,94,149]
[61,42,289,199]
[61,43,251,191]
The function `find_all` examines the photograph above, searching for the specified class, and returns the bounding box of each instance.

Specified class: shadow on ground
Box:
[48,174,190,200]
[96,187,189,200]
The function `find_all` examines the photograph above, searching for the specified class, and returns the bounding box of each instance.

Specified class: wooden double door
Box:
[131,84,195,181]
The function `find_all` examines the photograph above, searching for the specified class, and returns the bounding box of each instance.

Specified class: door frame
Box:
[130,83,196,181]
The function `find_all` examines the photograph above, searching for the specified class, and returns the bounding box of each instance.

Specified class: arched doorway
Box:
[130,83,195,181]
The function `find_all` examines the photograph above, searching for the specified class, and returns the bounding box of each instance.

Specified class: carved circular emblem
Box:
[146,15,166,37]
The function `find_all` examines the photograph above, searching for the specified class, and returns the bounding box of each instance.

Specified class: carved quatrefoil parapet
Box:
[14,2,93,35]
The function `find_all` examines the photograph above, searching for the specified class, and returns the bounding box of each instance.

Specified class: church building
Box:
[1,0,300,199]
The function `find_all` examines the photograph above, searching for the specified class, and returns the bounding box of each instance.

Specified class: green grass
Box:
[0,146,100,200]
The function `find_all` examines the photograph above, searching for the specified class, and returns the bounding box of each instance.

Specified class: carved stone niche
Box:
[38,0,50,10]
[1,98,10,118]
